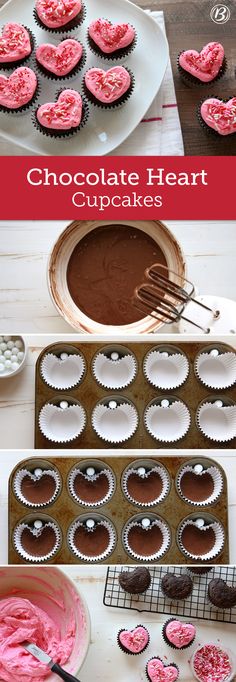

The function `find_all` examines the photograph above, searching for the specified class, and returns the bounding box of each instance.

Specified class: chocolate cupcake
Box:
[123,515,171,561]
[178,42,226,87]
[161,573,193,601]
[118,567,151,595]
[88,18,136,60]
[122,460,170,508]
[35,38,86,80]
[68,514,116,562]
[208,578,236,610]
[68,461,115,507]
[162,618,196,650]
[33,89,89,139]
[13,464,61,507]
[187,567,213,576]
[197,97,236,137]
[34,0,86,32]
[13,516,61,562]
[0,66,39,114]
[118,625,149,655]
[146,657,179,682]
[83,66,134,108]
[0,23,35,69]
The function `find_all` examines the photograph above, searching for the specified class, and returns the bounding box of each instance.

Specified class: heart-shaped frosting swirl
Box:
[37,89,83,130]
[35,0,82,29]
[118,625,149,654]
[85,66,131,104]
[147,658,179,682]
[89,19,135,54]
[0,23,31,63]
[36,39,83,76]
[0,67,37,109]
[179,42,224,82]
[200,97,236,136]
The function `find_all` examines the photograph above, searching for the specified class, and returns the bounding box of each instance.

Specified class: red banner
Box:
[2,156,236,219]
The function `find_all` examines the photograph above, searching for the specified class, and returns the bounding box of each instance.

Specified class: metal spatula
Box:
[22,642,81,681]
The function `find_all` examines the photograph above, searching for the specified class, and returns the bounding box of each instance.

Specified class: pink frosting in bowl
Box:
[0,23,32,64]
[88,19,135,54]
[179,42,224,82]
[85,66,131,104]
[36,39,83,76]
[200,97,236,136]
[164,619,196,649]
[36,89,83,129]
[0,566,90,682]
[35,0,82,29]
[0,67,37,109]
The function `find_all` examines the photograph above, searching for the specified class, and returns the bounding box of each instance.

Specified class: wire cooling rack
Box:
[103,565,236,624]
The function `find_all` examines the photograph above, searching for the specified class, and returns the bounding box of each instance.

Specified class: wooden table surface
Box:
[0,0,235,155]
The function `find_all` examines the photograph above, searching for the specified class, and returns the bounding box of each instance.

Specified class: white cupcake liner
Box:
[178,519,225,561]
[40,351,85,390]
[39,402,86,443]
[92,352,137,390]
[123,518,171,561]
[197,402,236,442]
[195,351,236,390]
[144,400,191,443]
[92,401,138,444]
[68,517,116,562]
[68,467,115,507]
[122,465,170,507]
[176,465,223,507]
[13,519,61,563]
[143,350,189,390]
[13,467,61,507]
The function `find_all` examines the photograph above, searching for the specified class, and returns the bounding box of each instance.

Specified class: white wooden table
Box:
[1,221,236,333]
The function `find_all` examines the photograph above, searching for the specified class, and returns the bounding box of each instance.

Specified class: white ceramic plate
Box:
[0,0,168,155]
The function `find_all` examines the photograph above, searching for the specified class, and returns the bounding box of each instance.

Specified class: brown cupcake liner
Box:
[33,4,86,33]
[87,21,137,61]
[68,517,116,562]
[34,40,87,81]
[68,466,115,507]
[177,54,227,87]
[0,26,36,70]
[13,467,61,508]
[13,519,61,563]
[117,625,150,655]
[32,91,89,138]
[82,66,135,109]
[197,94,236,138]
[146,657,179,682]
[0,74,41,114]
[162,618,196,650]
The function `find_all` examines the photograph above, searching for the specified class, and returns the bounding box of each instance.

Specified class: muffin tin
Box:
[35,342,236,449]
[8,455,229,564]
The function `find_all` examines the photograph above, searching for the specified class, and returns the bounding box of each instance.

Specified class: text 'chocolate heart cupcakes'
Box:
[197,97,236,137]
[13,462,61,507]
[40,347,86,389]
[83,66,134,108]
[88,18,136,59]
[143,346,189,390]
[68,460,115,507]
[178,42,226,86]
[146,657,179,682]
[92,346,137,390]
[144,397,191,443]
[122,460,170,507]
[92,396,138,444]
[161,573,193,603]
[118,625,150,655]
[195,346,236,390]
[33,89,89,138]
[122,514,171,561]
[13,515,61,562]
[68,514,116,561]
[39,397,86,443]
[178,514,225,561]
[0,66,39,113]
[35,38,86,80]
[196,397,236,442]
[0,23,35,69]
[176,460,224,506]
[208,578,236,610]
[34,0,86,32]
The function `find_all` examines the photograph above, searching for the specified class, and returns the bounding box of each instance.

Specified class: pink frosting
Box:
[147,659,179,682]
[0,23,31,63]
[37,89,83,129]
[119,626,149,653]
[85,66,131,104]
[0,597,75,682]
[179,42,224,82]
[88,19,135,53]
[0,67,37,109]
[201,97,236,136]
[35,0,82,29]
[165,620,195,648]
[36,39,83,76]
[193,644,232,682]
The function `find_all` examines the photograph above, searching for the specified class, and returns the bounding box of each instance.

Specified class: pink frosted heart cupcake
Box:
[0,66,38,113]
[118,625,150,655]
[84,66,134,108]
[34,0,85,32]
[36,38,85,79]
[178,42,226,86]
[163,618,196,650]
[146,658,179,682]
[88,18,136,59]
[0,23,35,69]
[198,97,236,136]
[34,88,88,137]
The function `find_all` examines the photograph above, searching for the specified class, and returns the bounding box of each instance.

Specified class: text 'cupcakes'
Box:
[144,398,190,443]
[39,399,86,443]
[92,397,138,444]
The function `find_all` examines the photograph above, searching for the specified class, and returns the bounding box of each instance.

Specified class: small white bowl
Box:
[0,335,27,378]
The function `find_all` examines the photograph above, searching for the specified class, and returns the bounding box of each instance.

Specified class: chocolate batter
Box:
[127,524,163,556]
[73,472,110,504]
[126,471,163,504]
[181,525,215,556]
[180,471,214,502]
[66,225,167,325]
[21,474,56,505]
[21,526,57,557]
[74,524,110,556]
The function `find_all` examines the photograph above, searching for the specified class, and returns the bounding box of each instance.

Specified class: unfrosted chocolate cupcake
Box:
[161,573,193,601]
[208,578,236,609]
[188,567,213,576]
[68,515,116,561]
[119,567,151,594]
[68,462,115,507]
[13,517,61,562]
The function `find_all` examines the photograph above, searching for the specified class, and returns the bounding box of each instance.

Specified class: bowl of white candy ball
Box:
[0,335,27,378]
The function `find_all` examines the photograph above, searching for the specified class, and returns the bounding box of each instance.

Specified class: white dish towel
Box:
[113,10,184,156]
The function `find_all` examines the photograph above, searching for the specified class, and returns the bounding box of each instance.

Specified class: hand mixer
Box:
[133,264,236,334]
